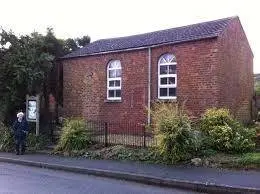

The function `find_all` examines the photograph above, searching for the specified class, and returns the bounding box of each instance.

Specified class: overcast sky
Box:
[1,0,259,72]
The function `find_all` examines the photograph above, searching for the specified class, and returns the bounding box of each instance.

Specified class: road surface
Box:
[0,162,200,194]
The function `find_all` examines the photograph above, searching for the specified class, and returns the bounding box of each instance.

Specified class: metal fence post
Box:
[105,122,108,147]
[143,125,146,148]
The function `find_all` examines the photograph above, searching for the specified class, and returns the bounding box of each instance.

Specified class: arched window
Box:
[158,53,177,99]
[107,60,122,100]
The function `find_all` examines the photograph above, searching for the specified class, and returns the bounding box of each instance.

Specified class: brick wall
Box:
[150,39,220,119]
[217,18,254,122]
[62,18,253,124]
[63,50,148,124]
[62,38,220,124]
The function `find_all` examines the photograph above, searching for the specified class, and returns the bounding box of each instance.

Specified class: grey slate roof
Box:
[62,17,236,59]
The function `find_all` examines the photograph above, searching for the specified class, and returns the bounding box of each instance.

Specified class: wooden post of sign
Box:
[36,94,40,136]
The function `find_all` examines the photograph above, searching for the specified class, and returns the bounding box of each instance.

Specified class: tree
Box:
[64,38,78,52]
[64,35,91,52]
[0,29,54,122]
[0,28,91,123]
[44,28,65,58]
[76,35,91,47]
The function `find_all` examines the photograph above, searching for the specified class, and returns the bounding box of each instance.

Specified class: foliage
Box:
[63,36,90,52]
[0,122,14,152]
[26,133,50,151]
[200,108,235,132]
[200,148,218,157]
[252,123,260,139]
[0,28,90,123]
[203,152,260,169]
[255,80,260,96]
[257,129,260,147]
[200,108,256,153]
[0,122,50,152]
[237,152,260,167]
[54,119,92,154]
[64,38,78,52]
[83,145,161,163]
[151,102,199,163]
[0,30,53,121]
[76,36,91,48]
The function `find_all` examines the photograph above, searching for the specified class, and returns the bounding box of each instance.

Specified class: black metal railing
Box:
[85,120,157,147]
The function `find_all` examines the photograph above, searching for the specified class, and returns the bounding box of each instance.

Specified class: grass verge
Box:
[203,152,260,170]
[52,144,260,170]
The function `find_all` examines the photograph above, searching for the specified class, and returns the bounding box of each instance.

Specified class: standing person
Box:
[12,112,29,155]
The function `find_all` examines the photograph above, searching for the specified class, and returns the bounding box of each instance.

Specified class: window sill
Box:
[154,98,177,103]
[104,99,122,103]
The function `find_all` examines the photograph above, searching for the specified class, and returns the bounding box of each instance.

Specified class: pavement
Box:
[0,151,260,194]
[1,162,196,194]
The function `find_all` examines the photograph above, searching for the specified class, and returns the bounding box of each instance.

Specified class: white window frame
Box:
[158,54,177,99]
[107,60,122,100]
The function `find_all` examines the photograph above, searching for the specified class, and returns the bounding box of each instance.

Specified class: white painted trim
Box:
[108,67,121,70]
[108,78,121,81]
[158,54,177,99]
[159,62,177,66]
[108,86,121,90]
[148,47,151,125]
[158,96,177,100]
[159,85,176,88]
[107,97,122,101]
[107,60,122,100]
[159,74,176,78]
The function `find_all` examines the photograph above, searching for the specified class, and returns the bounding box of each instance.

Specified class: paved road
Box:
[1,152,260,189]
[0,162,200,194]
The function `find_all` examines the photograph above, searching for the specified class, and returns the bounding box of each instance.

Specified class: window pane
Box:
[108,90,115,97]
[115,90,121,97]
[160,78,167,85]
[115,69,122,77]
[160,66,167,74]
[115,80,120,86]
[109,60,121,69]
[160,88,167,97]
[165,54,176,63]
[169,65,176,74]
[159,57,167,64]
[109,81,115,87]
[165,54,172,63]
[169,88,176,96]
[168,77,175,85]
[109,70,116,78]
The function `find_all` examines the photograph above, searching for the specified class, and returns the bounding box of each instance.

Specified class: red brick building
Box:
[60,16,254,124]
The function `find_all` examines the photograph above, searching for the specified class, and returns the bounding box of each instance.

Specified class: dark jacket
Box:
[13,118,29,137]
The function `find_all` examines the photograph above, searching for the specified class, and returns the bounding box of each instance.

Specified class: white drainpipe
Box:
[148,47,151,125]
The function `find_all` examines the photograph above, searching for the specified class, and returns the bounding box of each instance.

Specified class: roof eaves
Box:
[60,34,219,60]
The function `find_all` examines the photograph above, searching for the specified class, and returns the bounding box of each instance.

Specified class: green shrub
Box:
[27,133,50,151]
[200,108,235,132]
[200,108,256,153]
[255,82,260,96]
[231,127,256,153]
[0,122,14,152]
[152,103,199,163]
[84,145,161,163]
[54,118,92,154]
